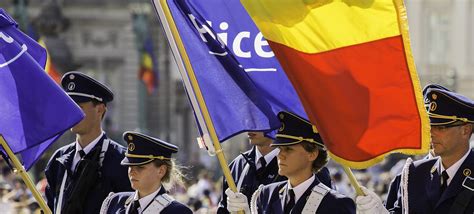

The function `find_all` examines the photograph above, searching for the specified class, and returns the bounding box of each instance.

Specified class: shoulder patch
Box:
[462,176,474,192]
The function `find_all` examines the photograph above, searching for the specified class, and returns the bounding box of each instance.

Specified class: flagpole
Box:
[342,165,364,196]
[0,135,52,214]
[154,0,239,194]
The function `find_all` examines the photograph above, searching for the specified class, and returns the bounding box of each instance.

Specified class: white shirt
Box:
[71,132,104,171]
[255,147,280,170]
[286,174,316,203]
[440,148,470,185]
[132,186,162,213]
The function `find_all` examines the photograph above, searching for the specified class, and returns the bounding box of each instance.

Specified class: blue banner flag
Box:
[0,9,84,170]
[153,0,306,142]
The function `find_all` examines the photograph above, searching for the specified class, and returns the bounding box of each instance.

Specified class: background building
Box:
[406,0,474,94]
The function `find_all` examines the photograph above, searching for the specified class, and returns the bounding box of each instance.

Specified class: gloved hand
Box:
[356,186,389,214]
[225,188,250,213]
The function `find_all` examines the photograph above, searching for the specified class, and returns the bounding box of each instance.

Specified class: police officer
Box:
[100,131,192,214]
[218,130,333,213]
[357,84,474,213]
[229,111,355,213]
[45,71,132,214]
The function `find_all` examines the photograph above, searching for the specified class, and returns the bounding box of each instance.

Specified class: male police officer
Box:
[45,71,132,214]
[218,130,333,213]
[227,111,354,213]
[357,84,474,213]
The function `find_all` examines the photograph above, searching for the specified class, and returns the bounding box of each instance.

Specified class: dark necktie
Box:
[259,157,267,169]
[78,150,86,158]
[129,200,140,214]
[440,170,449,194]
[284,189,295,214]
[256,157,267,178]
[74,150,86,173]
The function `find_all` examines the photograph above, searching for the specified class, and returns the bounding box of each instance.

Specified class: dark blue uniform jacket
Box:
[253,176,355,213]
[101,186,192,214]
[217,146,333,213]
[45,134,132,213]
[387,149,474,214]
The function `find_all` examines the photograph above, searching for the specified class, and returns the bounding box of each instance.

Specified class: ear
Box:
[159,165,168,176]
[96,103,106,114]
[308,148,319,162]
[462,124,473,136]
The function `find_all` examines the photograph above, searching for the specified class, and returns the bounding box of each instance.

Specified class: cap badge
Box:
[279,122,285,131]
[128,135,133,141]
[432,93,437,100]
[279,113,285,120]
[69,74,75,80]
[312,125,318,134]
[429,102,437,112]
[463,169,471,177]
[67,82,75,91]
[128,143,135,152]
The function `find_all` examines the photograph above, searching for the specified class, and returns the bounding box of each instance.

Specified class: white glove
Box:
[356,186,389,214]
[225,188,250,213]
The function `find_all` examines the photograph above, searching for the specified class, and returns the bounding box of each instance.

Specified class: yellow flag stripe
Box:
[241,0,400,53]
[37,38,52,72]
[142,53,153,69]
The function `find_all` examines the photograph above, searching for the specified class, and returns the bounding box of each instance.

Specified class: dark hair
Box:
[91,100,107,119]
[301,142,328,173]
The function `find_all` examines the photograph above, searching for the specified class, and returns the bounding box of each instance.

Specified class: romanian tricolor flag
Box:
[37,37,61,84]
[241,0,430,168]
[139,38,158,95]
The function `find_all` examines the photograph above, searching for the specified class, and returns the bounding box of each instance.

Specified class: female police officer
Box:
[100,131,192,214]
[227,111,355,213]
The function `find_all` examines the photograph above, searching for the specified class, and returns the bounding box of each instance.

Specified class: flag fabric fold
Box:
[0,9,84,170]
[152,0,307,142]
[241,0,430,168]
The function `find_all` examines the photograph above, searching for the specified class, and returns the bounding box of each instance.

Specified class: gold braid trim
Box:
[125,153,172,160]
[275,134,325,148]
[428,112,474,123]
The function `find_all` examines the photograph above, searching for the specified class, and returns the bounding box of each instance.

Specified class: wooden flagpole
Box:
[0,135,52,214]
[154,0,239,197]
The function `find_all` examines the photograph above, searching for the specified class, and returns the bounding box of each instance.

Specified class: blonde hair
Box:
[152,159,186,189]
